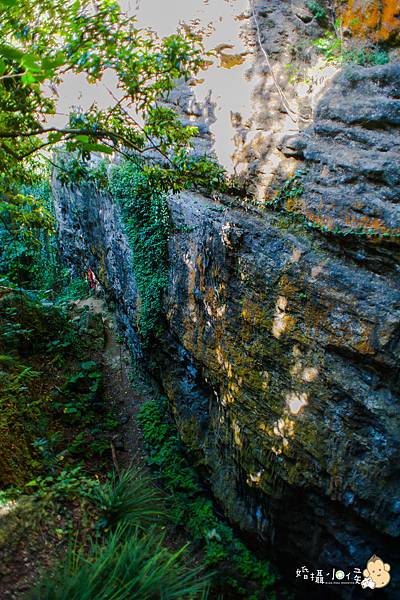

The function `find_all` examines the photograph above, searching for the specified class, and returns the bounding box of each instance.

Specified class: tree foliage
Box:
[0,0,205,186]
[0,0,210,290]
[0,179,56,286]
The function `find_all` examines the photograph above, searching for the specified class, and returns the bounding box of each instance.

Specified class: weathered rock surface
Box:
[282,63,400,236]
[53,180,141,355]
[162,191,400,596]
[340,0,400,43]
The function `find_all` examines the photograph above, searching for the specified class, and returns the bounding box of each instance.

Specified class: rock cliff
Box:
[53,1,400,596]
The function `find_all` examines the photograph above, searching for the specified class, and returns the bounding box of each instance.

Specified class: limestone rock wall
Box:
[53,180,141,355]
[162,190,400,596]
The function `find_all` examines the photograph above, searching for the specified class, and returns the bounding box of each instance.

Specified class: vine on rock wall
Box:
[109,161,170,345]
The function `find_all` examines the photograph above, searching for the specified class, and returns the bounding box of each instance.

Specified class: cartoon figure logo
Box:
[361,555,391,590]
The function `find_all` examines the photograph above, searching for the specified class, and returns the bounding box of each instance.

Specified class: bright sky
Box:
[52,0,252,170]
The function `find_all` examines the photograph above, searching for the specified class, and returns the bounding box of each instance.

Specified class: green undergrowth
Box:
[0,466,209,599]
[0,173,117,495]
[25,466,210,600]
[0,283,112,490]
[313,32,389,66]
[138,396,277,599]
[312,18,390,66]
[0,285,210,598]
[29,524,209,600]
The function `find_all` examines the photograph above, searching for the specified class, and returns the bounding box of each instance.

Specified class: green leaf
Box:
[21,72,37,85]
[25,479,38,487]
[64,407,79,414]
[21,54,42,73]
[84,143,113,154]
[74,135,90,143]
[0,43,24,61]
[48,131,63,143]
[80,360,97,370]
[42,52,66,71]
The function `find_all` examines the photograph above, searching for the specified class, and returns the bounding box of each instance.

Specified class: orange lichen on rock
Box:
[339,0,400,42]
[304,208,400,237]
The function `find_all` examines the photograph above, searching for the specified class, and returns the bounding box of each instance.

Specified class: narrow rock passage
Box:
[75,295,154,469]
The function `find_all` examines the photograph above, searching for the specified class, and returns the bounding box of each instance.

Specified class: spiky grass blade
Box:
[28,524,209,600]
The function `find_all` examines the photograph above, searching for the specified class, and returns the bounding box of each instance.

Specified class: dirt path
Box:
[102,306,147,467]
[74,296,156,470]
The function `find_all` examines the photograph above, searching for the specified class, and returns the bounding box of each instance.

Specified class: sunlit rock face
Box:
[162,190,399,593]
[132,0,337,190]
[134,0,400,233]
[54,0,400,595]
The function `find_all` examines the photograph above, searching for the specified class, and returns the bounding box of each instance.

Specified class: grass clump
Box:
[29,527,209,600]
[26,467,210,600]
[92,465,167,532]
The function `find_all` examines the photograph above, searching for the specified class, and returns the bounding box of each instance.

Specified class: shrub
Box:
[341,46,389,66]
[312,18,390,66]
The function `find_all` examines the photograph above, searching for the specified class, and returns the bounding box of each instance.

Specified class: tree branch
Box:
[0,126,145,156]
[105,86,174,166]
